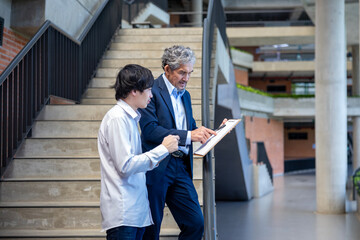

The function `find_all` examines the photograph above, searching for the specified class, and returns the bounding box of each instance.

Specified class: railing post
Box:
[47,28,52,99]
[128,3,131,23]
[79,44,83,102]
[202,17,217,240]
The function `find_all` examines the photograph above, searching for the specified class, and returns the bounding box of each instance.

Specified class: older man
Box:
[139,46,223,240]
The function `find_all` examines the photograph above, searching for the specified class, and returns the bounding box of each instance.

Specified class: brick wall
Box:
[245,116,284,175]
[284,127,315,160]
[234,67,248,86]
[0,27,29,74]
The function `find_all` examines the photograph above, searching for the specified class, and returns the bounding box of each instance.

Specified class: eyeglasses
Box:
[174,69,193,78]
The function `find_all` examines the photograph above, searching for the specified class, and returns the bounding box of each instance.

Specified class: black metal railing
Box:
[122,0,167,24]
[257,142,273,183]
[0,0,122,176]
[202,0,230,239]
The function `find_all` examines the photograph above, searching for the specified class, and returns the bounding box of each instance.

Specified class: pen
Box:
[213,124,226,132]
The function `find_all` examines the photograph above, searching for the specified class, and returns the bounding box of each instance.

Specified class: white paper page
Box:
[194,119,241,157]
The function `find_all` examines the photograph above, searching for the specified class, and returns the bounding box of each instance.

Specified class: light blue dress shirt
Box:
[162,74,191,154]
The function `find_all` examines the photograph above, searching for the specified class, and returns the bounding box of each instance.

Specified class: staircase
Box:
[0,27,204,239]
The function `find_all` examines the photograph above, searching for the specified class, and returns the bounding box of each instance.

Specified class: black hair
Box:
[113,64,154,100]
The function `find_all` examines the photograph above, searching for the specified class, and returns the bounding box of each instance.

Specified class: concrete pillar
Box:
[192,0,202,27]
[354,45,360,170]
[315,0,347,214]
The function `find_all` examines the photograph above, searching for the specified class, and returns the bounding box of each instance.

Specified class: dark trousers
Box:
[143,157,204,240]
[106,226,145,240]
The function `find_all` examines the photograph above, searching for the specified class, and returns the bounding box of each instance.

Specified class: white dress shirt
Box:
[163,74,191,154]
[98,100,169,231]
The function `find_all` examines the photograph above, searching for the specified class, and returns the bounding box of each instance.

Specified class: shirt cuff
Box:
[186,131,191,145]
[151,144,169,159]
[144,144,170,169]
[155,144,169,156]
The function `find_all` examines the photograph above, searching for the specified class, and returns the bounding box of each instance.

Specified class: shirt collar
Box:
[117,99,141,122]
[162,73,185,99]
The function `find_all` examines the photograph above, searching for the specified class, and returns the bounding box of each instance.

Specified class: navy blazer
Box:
[139,75,197,184]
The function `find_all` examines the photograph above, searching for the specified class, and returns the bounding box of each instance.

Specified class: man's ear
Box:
[130,89,137,96]
[164,65,171,74]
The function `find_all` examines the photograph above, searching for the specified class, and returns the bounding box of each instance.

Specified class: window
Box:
[292,82,315,95]
[0,17,3,46]
[267,85,286,93]
[288,132,308,140]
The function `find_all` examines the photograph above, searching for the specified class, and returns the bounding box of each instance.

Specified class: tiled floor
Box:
[216,171,360,240]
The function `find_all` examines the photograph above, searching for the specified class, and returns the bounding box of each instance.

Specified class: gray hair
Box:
[161,45,196,70]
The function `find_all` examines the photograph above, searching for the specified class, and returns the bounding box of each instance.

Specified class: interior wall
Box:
[245,116,284,175]
[284,127,315,160]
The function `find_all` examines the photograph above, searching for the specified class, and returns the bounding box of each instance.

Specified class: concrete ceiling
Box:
[219,0,359,46]
[220,0,312,27]
[221,0,358,81]
[221,0,303,9]
[303,0,359,45]
[227,26,315,46]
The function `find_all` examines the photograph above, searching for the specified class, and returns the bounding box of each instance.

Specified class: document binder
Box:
[194,119,241,157]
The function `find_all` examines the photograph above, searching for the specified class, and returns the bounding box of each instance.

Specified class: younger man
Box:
[98,64,179,240]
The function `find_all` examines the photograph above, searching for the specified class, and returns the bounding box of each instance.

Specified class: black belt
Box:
[171,150,187,159]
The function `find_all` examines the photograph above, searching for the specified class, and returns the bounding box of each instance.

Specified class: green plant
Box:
[236,84,272,97]
[272,94,315,99]
[230,46,251,55]
[236,84,315,99]
[354,168,360,196]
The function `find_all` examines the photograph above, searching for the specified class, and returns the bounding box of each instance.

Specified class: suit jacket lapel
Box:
[182,93,191,130]
[158,76,176,123]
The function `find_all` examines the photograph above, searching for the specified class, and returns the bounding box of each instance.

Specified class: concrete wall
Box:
[45,0,106,39]
[284,127,315,160]
[237,88,274,118]
[11,0,45,37]
[231,48,253,69]
[0,0,12,28]
[273,98,315,118]
[240,46,261,61]
[10,0,106,39]
[245,116,284,175]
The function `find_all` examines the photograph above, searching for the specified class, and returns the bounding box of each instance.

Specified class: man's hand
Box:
[162,135,179,153]
[191,126,216,144]
[220,118,228,127]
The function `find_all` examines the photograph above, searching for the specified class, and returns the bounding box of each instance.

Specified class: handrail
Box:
[0,0,122,176]
[0,21,77,85]
[202,0,231,239]
[0,0,116,88]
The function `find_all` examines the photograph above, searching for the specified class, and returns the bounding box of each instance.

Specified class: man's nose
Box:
[183,73,190,81]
